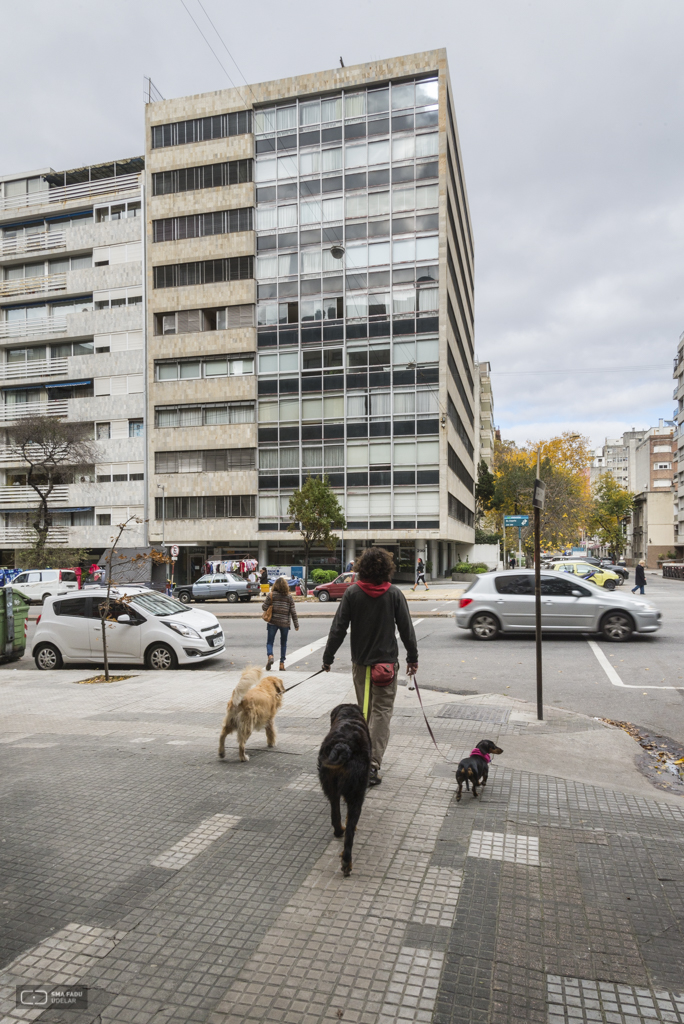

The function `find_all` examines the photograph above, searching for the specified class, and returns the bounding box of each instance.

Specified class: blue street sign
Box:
[504,515,529,527]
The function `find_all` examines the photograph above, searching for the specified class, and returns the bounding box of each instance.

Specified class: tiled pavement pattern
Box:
[151,815,242,870]
[1,669,684,1024]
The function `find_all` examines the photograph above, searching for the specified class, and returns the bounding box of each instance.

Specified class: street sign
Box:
[504,515,529,527]
[170,544,179,558]
[532,479,546,510]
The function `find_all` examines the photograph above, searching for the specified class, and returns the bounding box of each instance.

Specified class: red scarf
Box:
[355,579,391,598]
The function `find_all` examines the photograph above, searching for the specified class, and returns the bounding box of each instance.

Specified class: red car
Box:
[313,572,357,602]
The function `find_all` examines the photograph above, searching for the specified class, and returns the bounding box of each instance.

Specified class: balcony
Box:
[0,400,68,422]
[0,173,140,213]
[0,358,68,383]
[0,525,69,545]
[0,316,67,340]
[0,485,69,509]
[1,231,66,258]
[0,273,67,300]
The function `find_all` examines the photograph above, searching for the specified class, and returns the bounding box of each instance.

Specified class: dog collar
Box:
[471,748,491,762]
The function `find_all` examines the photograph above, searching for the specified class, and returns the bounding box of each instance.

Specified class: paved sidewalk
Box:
[1,666,683,1024]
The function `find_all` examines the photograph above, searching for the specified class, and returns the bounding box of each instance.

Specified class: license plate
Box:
[207,633,222,647]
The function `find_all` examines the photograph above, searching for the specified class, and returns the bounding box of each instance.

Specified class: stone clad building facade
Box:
[145,50,476,581]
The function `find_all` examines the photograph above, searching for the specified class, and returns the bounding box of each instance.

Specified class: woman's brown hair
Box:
[272,576,290,595]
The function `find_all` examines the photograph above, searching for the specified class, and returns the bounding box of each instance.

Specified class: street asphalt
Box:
[9,573,684,742]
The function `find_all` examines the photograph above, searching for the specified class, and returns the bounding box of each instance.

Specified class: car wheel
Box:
[41,594,51,604]
[603,580,616,591]
[144,643,178,670]
[617,577,625,586]
[34,643,63,670]
[226,592,239,603]
[177,591,191,604]
[470,613,499,640]
[317,590,330,602]
[601,611,633,642]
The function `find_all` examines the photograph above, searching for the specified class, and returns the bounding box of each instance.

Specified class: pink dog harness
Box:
[471,748,491,762]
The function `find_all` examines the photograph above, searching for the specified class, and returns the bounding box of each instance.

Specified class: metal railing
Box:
[0,173,140,212]
[0,399,68,422]
[0,444,46,464]
[0,273,67,299]
[0,358,68,382]
[0,526,70,544]
[0,316,67,340]
[1,231,66,258]
[0,484,69,508]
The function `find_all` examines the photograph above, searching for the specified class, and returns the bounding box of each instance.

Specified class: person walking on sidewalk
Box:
[413,556,429,591]
[632,559,647,595]
[262,576,299,671]
[321,547,418,786]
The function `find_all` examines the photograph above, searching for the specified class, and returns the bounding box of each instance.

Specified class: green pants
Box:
[352,662,398,769]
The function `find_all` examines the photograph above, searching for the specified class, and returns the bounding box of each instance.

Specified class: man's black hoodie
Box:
[322,582,418,667]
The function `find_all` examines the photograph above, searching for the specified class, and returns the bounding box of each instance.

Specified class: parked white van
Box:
[32,586,225,670]
[10,569,79,604]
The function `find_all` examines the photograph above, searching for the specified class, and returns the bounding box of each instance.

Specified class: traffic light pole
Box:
[533,450,546,722]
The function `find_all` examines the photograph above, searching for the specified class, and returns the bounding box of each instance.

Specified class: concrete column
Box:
[258,540,268,567]
[428,540,439,579]
[441,543,449,577]
[345,540,356,569]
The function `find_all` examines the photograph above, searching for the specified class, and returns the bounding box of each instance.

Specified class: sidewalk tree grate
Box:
[437,704,511,724]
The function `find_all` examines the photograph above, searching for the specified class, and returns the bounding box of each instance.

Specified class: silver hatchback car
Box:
[455,570,661,642]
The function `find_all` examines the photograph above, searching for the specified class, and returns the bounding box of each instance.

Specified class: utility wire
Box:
[194,0,259,105]
[492,364,666,376]
[178,0,246,101]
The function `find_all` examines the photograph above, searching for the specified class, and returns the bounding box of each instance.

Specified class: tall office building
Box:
[674,332,684,554]
[146,49,476,582]
[0,160,145,561]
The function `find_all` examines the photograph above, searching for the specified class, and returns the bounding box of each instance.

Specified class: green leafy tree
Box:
[475,459,495,521]
[590,475,635,559]
[287,475,346,590]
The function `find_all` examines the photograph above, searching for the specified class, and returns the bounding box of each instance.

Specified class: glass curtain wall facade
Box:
[255,77,443,533]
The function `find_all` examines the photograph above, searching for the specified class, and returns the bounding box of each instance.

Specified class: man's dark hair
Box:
[355,547,395,583]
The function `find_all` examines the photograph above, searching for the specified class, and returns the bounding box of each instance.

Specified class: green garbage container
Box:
[0,586,30,662]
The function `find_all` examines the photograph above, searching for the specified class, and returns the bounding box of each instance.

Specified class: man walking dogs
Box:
[321,547,418,786]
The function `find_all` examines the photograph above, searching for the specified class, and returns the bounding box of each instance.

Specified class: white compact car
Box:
[32,587,225,670]
[10,569,79,604]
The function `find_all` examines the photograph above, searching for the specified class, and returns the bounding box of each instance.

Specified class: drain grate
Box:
[437,705,510,724]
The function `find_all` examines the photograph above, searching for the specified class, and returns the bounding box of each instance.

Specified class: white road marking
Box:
[587,641,678,689]
[152,813,241,869]
[129,736,156,743]
[167,740,191,745]
[467,830,540,866]
[283,635,329,667]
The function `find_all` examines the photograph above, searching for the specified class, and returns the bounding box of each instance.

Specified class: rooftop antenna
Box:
[339,57,345,67]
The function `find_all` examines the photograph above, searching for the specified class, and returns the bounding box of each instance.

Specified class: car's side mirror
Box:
[571,590,583,597]
[117,614,131,623]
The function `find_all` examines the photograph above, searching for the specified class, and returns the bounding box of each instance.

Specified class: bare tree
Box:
[10,416,97,561]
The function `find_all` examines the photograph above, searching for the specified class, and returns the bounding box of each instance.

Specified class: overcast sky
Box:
[2,0,681,450]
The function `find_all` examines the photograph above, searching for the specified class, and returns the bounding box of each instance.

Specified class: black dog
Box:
[455,739,503,801]
[317,703,372,876]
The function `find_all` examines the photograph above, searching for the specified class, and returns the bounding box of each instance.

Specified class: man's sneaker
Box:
[368,766,382,786]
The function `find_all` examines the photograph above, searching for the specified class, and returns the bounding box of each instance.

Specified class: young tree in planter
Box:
[9,415,97,563]
[287,475,346,592]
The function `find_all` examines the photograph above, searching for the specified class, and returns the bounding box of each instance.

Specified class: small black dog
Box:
[317,703,372,876]
[455,739,503,801]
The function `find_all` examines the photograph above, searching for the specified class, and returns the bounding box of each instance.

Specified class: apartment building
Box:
[589,429,646,491]
[145,50,477,583]
[631,420,676,567]
[673,333,684,554]
[475,360,494,468]
[0,159,145,562]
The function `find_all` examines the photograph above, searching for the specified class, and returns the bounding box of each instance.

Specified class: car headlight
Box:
[166,621,201,639]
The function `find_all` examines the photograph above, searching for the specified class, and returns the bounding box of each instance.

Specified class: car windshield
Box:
[131,592,190,616]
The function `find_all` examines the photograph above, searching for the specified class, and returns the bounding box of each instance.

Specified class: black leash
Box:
[410,674,446,756]
[282,667,326,693]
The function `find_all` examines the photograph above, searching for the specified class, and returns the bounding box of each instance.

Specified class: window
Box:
[128,420,143,437]
[153,207,253,243]
[154,354,254,380]
[155,448,256,473]
[53,597,88,617]
[151,111,252,148]
[95,201,141,222]
[97,514,111,526]
[155,495,256,519]
[153,256,253,289]
[154,304,254,335]
[540,576,587,597]
[154,402,255,427]
[152,159,252,196]
[96,422,110,440]
[448,492,473,526]
[494,574,533,595]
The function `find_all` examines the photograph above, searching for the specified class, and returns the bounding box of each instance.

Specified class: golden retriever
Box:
[218,665,285,762]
